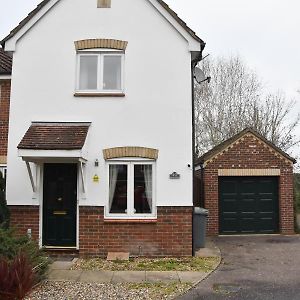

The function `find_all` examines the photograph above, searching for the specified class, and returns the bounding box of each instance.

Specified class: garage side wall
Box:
[203,133,294,235]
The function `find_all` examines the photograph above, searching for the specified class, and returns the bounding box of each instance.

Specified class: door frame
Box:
[39,162,80,249]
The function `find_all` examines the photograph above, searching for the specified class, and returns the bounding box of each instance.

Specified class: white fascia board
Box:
[147,0,202,52]
[4,0,61,51]
[4,0,201,52]
[18,149,88,161]
[0,75,11,80]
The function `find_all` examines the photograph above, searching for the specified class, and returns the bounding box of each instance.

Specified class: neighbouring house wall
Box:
[0,80,10,164]
[6,0,193,209]
[203,133,294,235]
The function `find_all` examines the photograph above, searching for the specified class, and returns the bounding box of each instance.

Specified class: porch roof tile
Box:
[18,122,90,150]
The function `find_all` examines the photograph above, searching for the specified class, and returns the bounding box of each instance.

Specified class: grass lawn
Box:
[72,257,219,272]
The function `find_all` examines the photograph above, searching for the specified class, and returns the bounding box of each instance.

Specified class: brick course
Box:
[8,205,192,257]
[200,133,294,235]
[79,206,192,257]
[8,206,40,240]
[0,80,11,161]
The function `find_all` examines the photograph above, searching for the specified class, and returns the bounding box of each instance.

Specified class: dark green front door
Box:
[219,177,279,234]
[43,163,77,247]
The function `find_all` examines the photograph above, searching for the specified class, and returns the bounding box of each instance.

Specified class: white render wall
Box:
[6,0,196,207]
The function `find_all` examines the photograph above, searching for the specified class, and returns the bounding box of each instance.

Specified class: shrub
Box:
[0,228,49,283]
[0,170,9,228]
[0,252,35,300]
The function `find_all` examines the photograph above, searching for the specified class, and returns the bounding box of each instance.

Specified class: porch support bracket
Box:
[25,161,36,193]
[80,161,86,194]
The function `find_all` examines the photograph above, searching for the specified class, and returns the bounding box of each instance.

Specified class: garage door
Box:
[219,177,279,234]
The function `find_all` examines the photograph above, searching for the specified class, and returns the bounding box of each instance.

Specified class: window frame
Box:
[0,165,7,182]
[105,160,157,219]
[76,50,125,94]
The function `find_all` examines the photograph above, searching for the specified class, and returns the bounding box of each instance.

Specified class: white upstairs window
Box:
[76,52,124,93]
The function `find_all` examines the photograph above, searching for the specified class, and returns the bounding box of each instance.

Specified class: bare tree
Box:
[195,56,300,155]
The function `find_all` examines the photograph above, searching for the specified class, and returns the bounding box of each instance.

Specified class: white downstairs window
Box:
[76,51,124,93]
[106,161,156,219]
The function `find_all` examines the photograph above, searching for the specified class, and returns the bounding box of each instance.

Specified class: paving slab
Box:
[49,261,74,271]
[48,270,82,282]
[79,270,114,283]
[112,271,146,283]
[146,271,180,283]
[177,271,207,284]
[107,252,130,261]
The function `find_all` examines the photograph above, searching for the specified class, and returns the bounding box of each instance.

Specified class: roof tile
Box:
[18,122,90,150]
[0,48,12,75]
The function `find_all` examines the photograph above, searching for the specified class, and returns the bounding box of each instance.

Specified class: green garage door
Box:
[219,177,279,234]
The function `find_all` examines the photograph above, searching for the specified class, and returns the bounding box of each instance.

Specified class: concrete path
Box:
[178,235,300,300]
[48,269,208,284]
[48,239,221,285]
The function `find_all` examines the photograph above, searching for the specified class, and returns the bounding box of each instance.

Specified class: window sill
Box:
[104,219,157,224]
[74,92,125,98]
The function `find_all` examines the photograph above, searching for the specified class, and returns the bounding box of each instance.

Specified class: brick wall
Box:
[7,205,192,257]
[202,133,294,235]
[79,206,192,257]
[9,206,40,240]
[0,80,11,162]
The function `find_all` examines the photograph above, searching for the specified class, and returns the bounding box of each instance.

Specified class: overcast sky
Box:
[1,0,300,153]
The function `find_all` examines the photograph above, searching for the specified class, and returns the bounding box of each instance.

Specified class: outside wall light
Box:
[95,159,99,167]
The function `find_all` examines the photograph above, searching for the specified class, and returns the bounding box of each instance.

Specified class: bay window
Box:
[107,162,155,218]
[76,52,124,93]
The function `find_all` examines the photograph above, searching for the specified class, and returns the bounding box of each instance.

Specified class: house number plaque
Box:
[170,172,180,179]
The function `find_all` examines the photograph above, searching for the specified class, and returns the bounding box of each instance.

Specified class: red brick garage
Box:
[195,128,296,236]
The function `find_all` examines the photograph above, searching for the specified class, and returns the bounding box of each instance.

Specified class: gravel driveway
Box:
[178,235,300,300]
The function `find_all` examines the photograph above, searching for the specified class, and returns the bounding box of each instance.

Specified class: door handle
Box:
[57,197,63,202]
[53,211,67,215]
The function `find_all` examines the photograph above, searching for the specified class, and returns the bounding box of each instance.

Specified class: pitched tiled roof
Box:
[156,0,205,45]
[1,0,204,47]
[18,122,90,150]
[195,128,296,165]
[0,48,12,75]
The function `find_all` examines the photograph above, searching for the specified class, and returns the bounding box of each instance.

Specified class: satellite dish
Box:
[194,67,206,83]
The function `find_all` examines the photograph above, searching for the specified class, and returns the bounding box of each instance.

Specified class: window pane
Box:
[103,56,122,90]
[109,165,127,214]
[79,56,98,90]
[134,165,152,214]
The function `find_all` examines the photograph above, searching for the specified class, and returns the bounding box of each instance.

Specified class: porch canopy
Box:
[18,122,90,162]
[17,122,91,193]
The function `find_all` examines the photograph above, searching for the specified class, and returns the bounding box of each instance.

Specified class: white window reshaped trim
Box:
[105,160,157,220]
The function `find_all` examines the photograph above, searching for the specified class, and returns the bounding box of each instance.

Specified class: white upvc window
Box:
[105,161,156,219]
[76,51,124,93]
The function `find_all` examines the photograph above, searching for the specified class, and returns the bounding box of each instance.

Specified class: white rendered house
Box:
[2,0,205,256]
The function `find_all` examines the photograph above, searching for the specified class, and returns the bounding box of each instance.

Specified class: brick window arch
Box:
[74,39,128,51]
[103,147,159,160]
